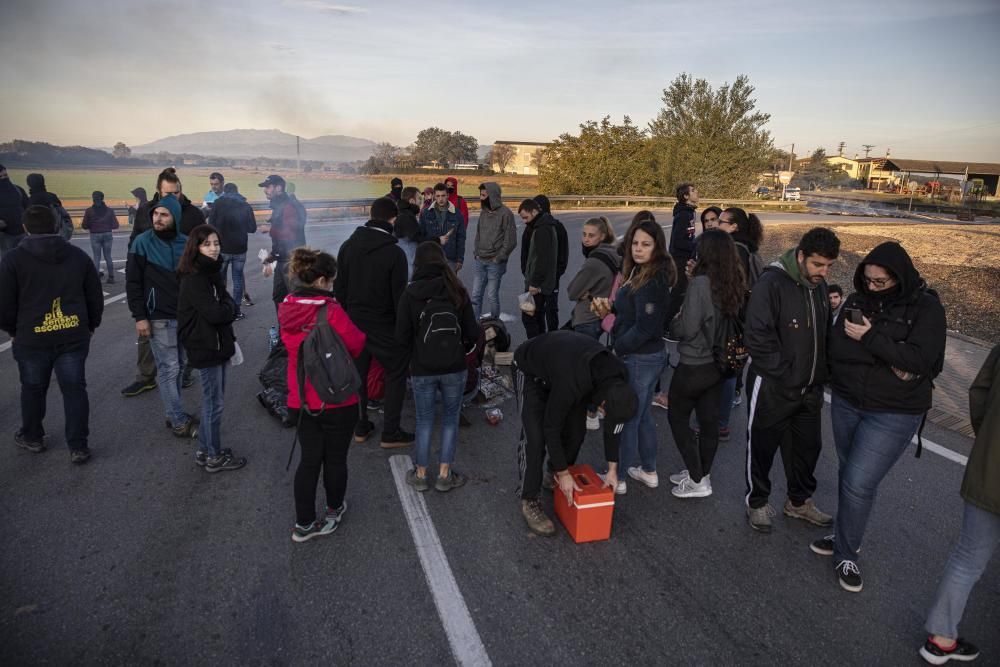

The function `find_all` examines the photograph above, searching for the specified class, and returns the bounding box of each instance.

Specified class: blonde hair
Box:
[583,216,616,245]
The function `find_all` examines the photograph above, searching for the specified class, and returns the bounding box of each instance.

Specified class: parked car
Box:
[782,187,801,201]
[755,186,771,197]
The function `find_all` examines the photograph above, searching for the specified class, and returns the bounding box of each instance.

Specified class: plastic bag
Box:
[518,292,536,314]
[230,341,244,366]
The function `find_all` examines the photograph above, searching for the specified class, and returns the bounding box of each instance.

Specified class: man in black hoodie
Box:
[533,195,568,332]
[518,199,559,339]
[335,197,413,447]
[209,183,257,319]
[665,182,699,328]
[26,173,73,241]
[0,205,104,463]
[0,164,29,255]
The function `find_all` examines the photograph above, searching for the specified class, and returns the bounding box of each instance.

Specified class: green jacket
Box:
[961,344,1000,516]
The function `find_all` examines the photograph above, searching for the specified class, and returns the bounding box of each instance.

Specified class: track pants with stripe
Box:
[744,369,824,509]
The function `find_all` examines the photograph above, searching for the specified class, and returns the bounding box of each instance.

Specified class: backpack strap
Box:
[591,251,618,278]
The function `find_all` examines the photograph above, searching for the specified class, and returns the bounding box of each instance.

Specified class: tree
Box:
[412,127,479,165]
[792,148,849,190]
[491,143,516,173]
[112,141,132,159]
[539,116,654,195]
[649,74,773,198]
[359,142,401,174]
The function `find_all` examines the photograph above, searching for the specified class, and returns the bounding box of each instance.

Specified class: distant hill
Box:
[133,129,377,162]
[0,140,150,167]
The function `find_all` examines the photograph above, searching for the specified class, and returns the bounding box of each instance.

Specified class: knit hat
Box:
[593,379,638,433]
[150,194,182,226]
[390,177,403,188]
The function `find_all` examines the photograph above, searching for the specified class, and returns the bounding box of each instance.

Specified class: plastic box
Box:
[552,464,615,543]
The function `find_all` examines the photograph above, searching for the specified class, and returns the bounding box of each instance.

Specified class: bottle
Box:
[268,326,280,352]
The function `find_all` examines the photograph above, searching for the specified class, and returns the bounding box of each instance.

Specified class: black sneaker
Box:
[835,560,863,593]
[242,295,254,307]
[435,470,468,492]
[406,469,431,492]
[810,535,835,556]
[166,414,200,430]
[181,372,195,389]
[172,418,199,439]
[380,430,415,449]
[354,420,375,443]
[121,379,157,397]
[196,448,232,466]
[70,448,91,465]
[325,501,348,525]
[366,399,383,413]
[291,517,338,543]
[919,637,980,665]
[15,431,46,453]
[205,452,247,473]
[234,312,246,321]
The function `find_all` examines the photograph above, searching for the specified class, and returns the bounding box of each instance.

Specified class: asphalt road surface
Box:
[1,210,996,665]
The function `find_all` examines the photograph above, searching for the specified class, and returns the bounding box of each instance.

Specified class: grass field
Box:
[5,168,539,207]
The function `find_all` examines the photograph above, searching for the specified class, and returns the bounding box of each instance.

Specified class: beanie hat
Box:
[593,379,638,433]
[150,194,182,226]
[390,177,403,188]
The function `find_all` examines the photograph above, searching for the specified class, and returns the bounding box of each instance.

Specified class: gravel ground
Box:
[757,223,1000,344]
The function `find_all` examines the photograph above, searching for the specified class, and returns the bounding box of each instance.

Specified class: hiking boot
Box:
[15,431,46,453]
[835,560,863,593]
[747,504,775,533]
[70,448,92,465]
[380,430,415,449]
[291,517,338,543]
[196,448,232,466]
[521,499,556,537]
[172,418,199,439]
[406,468,430,492]
[586,412,600,430]
[627,467,659,489]
[919,637,980,665]
[671,475,712,498]
[121,378,156,397]
[810,535,835,556]
[784,498,833,527]
[669,469,690,485]
[205,452,247,473]
[353,420,375,443]
[435,470,467,493]
[325,501,347,525]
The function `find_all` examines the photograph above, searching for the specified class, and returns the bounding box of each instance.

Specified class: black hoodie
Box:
[669,201,697,262]
[177,254,237,368]
[334,220,408,331]
[829,241,947,413]
[534,195,569,279]
[0,178,28,237]
[0,234,103,346]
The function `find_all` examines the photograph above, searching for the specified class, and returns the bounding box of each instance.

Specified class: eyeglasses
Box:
[863,276,893,288]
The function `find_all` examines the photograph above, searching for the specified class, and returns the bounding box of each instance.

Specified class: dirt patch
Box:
[757,223,1000,344]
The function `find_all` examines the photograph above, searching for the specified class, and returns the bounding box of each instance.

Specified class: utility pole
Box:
[296,135,301,173]
[788,143,794,171]
[837,141,846,157]
[862,144,875,158]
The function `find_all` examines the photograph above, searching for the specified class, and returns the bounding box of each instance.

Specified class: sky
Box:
[1,0,999,161]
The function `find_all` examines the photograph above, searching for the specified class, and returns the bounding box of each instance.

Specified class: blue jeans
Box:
[13,339,90,451]
[147,319,188,428]
[621,349,666,473]
[925,501,1000,639]
[831,393,923,563]
[471,258,507,320]
[573,319,603,341]
[719,376,736,429]
[89,232,114,277]
[411,370,466,468]
[221,253,247,311]
[198,364,227,457]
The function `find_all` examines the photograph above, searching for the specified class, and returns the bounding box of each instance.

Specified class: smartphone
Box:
[845,308,864,325]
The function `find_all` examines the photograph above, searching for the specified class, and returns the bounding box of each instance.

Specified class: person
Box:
[828,284,844,323]
[0,164,29,255]
[280,247,366,542]
[744,226,840,533]
[418,183,465,273]
[394,186,422,280]
[421,187,434,213]
[919,345,999,665]
[128,187,148,231]
[444,176,469,229]
[513,330,638,536]
[700,206,722,232]
[0,205,104,464]
[517,199,559,339]
[177,224,247,473]
[603,214,675,494]
[667,230,746,498]
[258,174,307,309]
[567,215,618,340]
[26,173,73,240]
[81,191,120,283]
[386,177,403,203]
[809,242,946,592]
[209,183,257,320]
[396,242,479,492]
[204,172,225,207]
[664,182,699,327]
[533,195,569,333]
[334,197,413,448]
[471,182,517,320]
[125,194,199,438]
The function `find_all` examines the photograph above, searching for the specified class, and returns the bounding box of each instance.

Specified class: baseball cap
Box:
[258,174,286,188]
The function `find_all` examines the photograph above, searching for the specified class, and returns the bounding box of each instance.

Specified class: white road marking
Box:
[1,292,127,354]
[388,455,492,667]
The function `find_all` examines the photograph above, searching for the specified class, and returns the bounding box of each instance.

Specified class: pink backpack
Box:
[600,272,625,334]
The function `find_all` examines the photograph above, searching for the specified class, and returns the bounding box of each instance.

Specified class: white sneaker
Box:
[586,413,600,430]
[627,467,659,488]
[615,480,627,495]
[669,469,690,485]
[671,476,712,498]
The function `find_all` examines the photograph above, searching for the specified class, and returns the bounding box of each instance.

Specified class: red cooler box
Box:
[552,464,615,543]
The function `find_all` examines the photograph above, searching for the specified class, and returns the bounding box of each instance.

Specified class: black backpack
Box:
[414,296,464,372]
[708,309,749,379]
[478,317,511,352]
[295,303,360,414]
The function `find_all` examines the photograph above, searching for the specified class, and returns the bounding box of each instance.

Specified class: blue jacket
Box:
[418,204,465,263]
[612,270,672,357]
[126,230,187,321]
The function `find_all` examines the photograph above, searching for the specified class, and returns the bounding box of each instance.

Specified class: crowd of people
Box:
[0,167,996,663]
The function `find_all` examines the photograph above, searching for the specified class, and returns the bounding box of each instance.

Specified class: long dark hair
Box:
[621,218,676,291]
[694,229,747,316]
[413,241,468,309]
[722,207,764,247]
[177,224,219,275]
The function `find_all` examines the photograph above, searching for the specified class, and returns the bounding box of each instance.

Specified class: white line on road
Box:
[0,292,127,354]
[388,455,492,667]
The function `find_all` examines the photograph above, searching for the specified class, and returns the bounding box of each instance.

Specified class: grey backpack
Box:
[295,303,360,414]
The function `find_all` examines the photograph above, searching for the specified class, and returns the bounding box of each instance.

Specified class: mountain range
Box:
[132,129,377,162]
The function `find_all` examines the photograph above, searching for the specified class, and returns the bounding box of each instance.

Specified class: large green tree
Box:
[539,116,655,195]
[412,127,479,165]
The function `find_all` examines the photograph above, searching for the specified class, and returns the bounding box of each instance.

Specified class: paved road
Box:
[1,210,996,665]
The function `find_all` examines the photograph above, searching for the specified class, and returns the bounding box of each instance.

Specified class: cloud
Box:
[282,0,366,15]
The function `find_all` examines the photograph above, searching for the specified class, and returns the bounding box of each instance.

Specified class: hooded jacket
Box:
[534,195,569,280]
[209,192,257,255]
[177,254,237,368]
[0,177,28,237]
[671,275,717,365]
[279,288,366,411]
[0,235,103,346]
[130,193,206,245]
[26,174,72,238]
[669,201,697,263]
[523,212,559,294]
[125,221,188,322]
[731,229,761,288]
[474,182,517,263]
[962,345,1000,515]
[395,264,478,376]
[567,243,619,326]
[745,247,831,391]
[828,241,946,414]
[419,201,466,263]
[334,220,408,331]
[444,176,469,228]
[267,192,307,261]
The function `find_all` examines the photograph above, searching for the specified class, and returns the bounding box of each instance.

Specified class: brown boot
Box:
[521,499,556,537]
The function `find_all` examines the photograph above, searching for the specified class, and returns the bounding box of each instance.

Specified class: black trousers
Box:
[744,369,824,509]
[544,285,560,332]
[352,327,408,435]
[517,374,588,500]
[522,293,549,340]
[667,361,724,483]
[272,259,291,310]
[292,404,356,525]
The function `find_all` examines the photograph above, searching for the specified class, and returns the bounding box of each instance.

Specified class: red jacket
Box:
[279,290,366,410]
[444,176,469,228]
